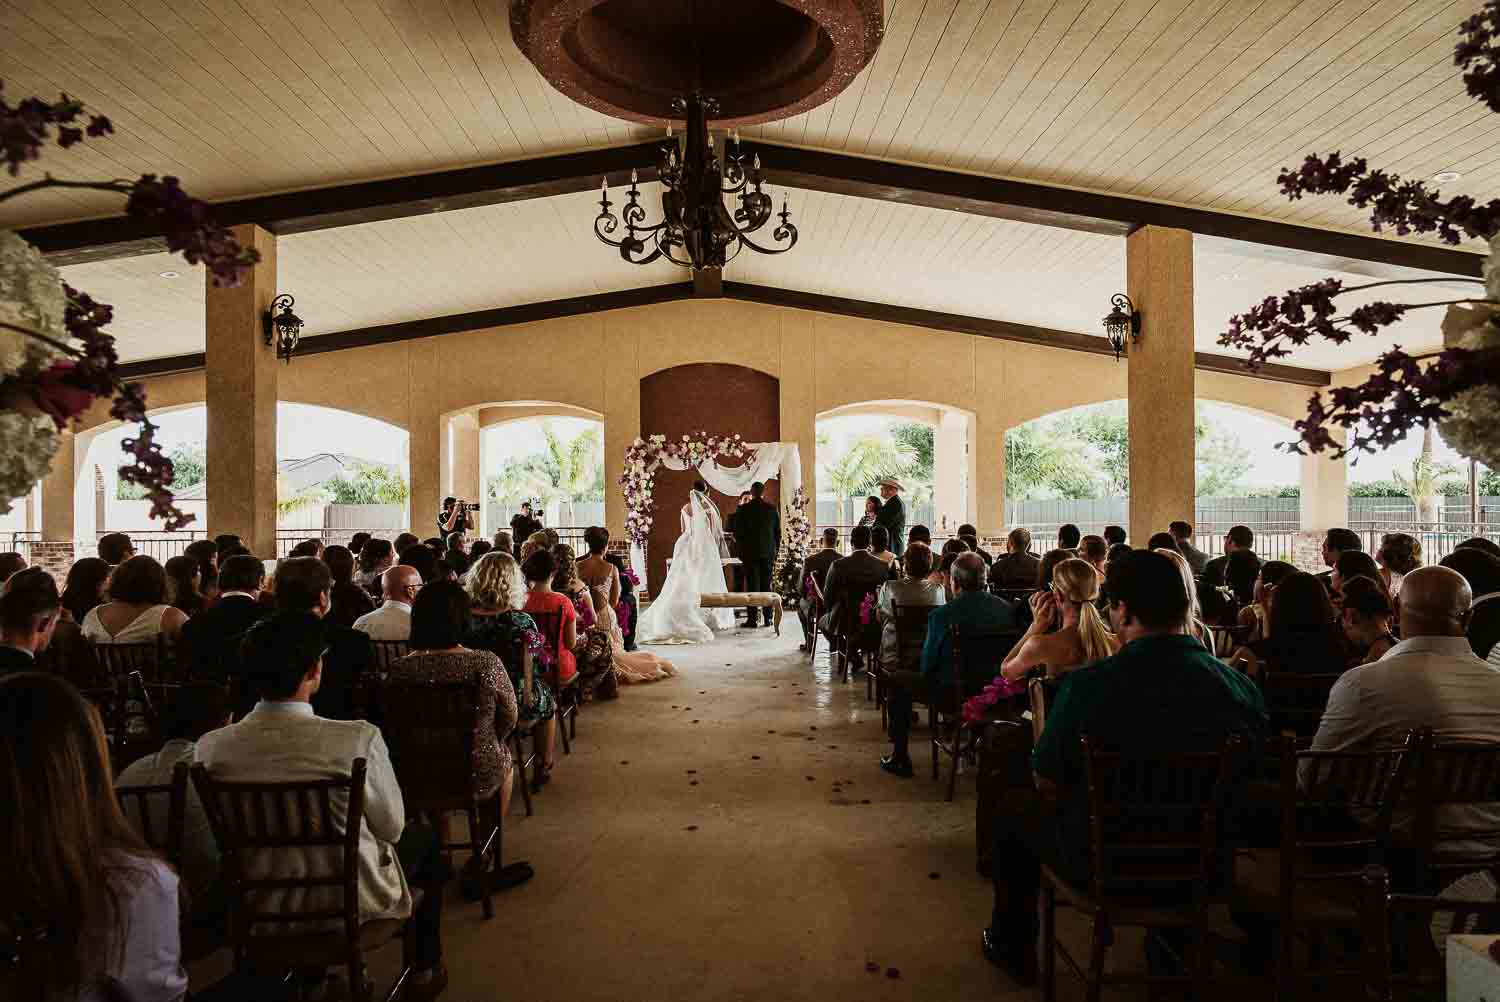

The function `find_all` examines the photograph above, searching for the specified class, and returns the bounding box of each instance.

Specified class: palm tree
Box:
[487,424,603,526]
[1004,424,1100,502]
[1394,423,1457,525]
[821,436,912,524]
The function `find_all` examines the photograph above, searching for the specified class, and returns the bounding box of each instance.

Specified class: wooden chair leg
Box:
[469,803,494,921]
[1085,914,1109,1002]
[512,732,534,817]
[930,705,940,781]
[945,728,964,802]
[1042,883,1057,1002]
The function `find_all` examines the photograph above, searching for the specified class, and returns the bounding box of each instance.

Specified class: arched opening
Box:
[76,403,410,557]
[1003,399,1301,559]
[816,400,975,536]
[481,409,607,545]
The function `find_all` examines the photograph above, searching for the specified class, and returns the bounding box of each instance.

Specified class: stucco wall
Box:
[82,298,1332,539]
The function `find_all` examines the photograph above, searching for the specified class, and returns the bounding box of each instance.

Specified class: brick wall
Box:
[1291,532,1325,573]
[30,540,75,585]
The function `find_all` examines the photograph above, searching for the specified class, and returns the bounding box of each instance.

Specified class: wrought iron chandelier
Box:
[595,93,798,272]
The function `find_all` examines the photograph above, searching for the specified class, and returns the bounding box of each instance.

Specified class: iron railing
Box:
[5,531,38,562]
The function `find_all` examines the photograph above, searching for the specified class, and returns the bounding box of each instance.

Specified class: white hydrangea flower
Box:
[0,231,68,381]
[0,412,59,514]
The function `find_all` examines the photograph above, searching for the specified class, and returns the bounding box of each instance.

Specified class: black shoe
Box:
[879,755,914,778]
[982,928,1039,987]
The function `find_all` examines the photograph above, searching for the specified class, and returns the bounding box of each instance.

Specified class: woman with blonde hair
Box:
[589,584,677,683]
[0,672,187,1001]
[464,551,558,783]
[1001,557,1118,680]
[519,531,550,563]
[1155,546,1211,646]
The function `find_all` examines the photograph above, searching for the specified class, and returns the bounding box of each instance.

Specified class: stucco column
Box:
[442,410,482,505]
[1299,443,1347,536]
[205,224,279,559]
[1125,225,1196,545]
[973,340,1008,535]
[40,430,76,543]
[933,408,968,532]
[602,324,642,538]
[777,309,817,532]
[406,340,442,536]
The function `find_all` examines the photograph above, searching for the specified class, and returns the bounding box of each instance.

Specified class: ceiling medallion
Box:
[509,0,884,128]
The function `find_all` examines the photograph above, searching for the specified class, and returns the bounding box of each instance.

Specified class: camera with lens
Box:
[462,501,481,512]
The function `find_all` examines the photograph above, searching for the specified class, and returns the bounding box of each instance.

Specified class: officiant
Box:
[875,477,907,558]
[731,482,780,626]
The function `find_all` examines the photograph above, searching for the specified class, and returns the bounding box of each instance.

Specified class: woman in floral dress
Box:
[553,543,616,700]
[464,551,558,783]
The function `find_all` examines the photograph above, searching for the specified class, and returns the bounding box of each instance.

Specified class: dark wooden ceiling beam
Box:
[114,280,1328,388]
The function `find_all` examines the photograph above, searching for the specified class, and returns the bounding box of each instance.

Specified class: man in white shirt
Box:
[194,612,447,997]
[1308,565,1500,855]
[353,565,419,642]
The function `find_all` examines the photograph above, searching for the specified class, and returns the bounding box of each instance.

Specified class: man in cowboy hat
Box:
[875,477,906,558]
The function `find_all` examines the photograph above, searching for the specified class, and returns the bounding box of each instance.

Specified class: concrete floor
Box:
[195,625,1077,1001]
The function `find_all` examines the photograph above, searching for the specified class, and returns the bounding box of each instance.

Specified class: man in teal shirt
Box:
[880,553,1019,778]
[981,549,1266,985]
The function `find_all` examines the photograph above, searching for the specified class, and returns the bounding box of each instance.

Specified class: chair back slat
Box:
[116,760,189,870]
[379,677,482,807]
[1260,671,1343,737]
[369,640,410,673]
[191,758,367,940]
[1083,736,1243,899]
[1410,733,1500,884]
[890,602,934,670]
[504,631,534,714]
[1027,678,1049,744]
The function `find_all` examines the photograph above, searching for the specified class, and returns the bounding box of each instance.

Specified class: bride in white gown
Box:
[635,484,736,644]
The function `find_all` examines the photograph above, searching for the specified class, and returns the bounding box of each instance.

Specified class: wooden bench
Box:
[700,592,784,635]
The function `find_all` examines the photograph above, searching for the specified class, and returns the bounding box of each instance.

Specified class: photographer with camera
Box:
[509,501,543,557]
[439,496,477,547]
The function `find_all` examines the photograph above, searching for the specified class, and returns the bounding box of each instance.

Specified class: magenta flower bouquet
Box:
[961,674,1028,725]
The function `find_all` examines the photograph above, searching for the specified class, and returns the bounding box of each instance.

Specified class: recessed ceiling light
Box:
[1431,170,1463,184]
[159,270,180,279]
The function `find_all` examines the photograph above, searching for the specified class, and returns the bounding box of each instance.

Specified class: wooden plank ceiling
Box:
[12,0,1497,371]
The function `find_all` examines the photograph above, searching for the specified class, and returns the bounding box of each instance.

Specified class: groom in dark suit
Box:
[875,477,907,558]
[732,481,781,627]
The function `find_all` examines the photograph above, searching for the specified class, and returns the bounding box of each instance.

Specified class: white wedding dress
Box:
[635,490,735,645]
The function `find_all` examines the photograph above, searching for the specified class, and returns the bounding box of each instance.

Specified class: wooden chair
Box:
[369,639,412,673]
[1041,736,1245,1002]
[1259,672,1343,738]
[93,637,174,682]
[0,923,142,1002]
[1231,733,1417,999]
[191,757,420,1002]
[527,609,577,755]
[1027,677,1049,745]
[505,631,539,817]
[932,625,1022,801]
[1409,733,1500,893]
[379,676,503,920]
[807,574,826,664]
[832,585,879,684]
[882,602,935,732]
[1360,863,1500,1000]
[116,760,190,872]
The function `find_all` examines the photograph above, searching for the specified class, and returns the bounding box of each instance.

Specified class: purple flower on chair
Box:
[961,674,1027,725]
[858,593,876,626]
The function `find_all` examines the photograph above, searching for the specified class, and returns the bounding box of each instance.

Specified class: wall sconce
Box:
[1103,293,1141,362]
[264,294,303,364]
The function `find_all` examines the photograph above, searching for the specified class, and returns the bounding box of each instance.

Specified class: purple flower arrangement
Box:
[572,593,596,629]
[961,674,1028,725]
[858,592,876,626]
[614,598,633,633]
[618,432,754,547]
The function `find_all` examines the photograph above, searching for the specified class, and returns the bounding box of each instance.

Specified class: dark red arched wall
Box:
[639,364,780,593]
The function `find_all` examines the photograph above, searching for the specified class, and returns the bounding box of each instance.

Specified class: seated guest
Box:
[553,544,612,696]
[907,524,933,548]
[1377,532,1422,597]
[1340,575,1398,666]
[213,533,243,563]
[0,673,188,1002]
[1231,571,1346,677]
[356,538,395,594]
[1056,523,1081,551]
[1317,526,1364,592]
[0,551,26,584]
[1000,558,1117,681]
[989,527,1041,590]
[60,556,111,625]
[97,531,135,566]
[797,528,842,651]
[348,532,372,563]
[519,531,550,562]
[1331,549,1383,610]
[182,554,268,685]
[521,549,579,687]
[326,544,376,628]
[195,613,448,997]
[1077,534,1108,578]
[958,525,992,567]
[390,581,520,821]
[1458,536,1500,560]
[932,550,962,598]
[81,555,188,646]
[425,536,448,551]
[876,542,944,674]
[605,552,639,651]
[0,568,62,673]
[184,539,220,603]
[1037,548,1072,591]
[1202,524,1255,590]
[164,554,206,617]
[1170,520,1210,574]
[1104,542,1131,572]
[115,682,231,903]
[575,527,620,609]
[1147,531,1180,554]
[983,550,1266,983]
[402,544,442,586]
[1204,548,1261,627]
[871,525,899,575]
[465,551,558,784]
[441,548,471,581]
[353,565,419,641]
[1235,559,1296,645]
[1440,545,1500,659]
[288,538,323,560]
[1156,547,1211,646]
[880,553,1017,778]
[445,533,468,557]
[1308,566,1500,853]
[272,557,374,722]
[820,525,893,650]
[468,539,493,562]
[491,530,513,558]
[393,532,420,557]
[1103,524,1127,547]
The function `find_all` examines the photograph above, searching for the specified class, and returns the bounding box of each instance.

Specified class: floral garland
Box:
[0,87,257,528]
[1218,3,1500,464]
[618,432,753,547]
[783,486,812,558]
[961,673,1028,725]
